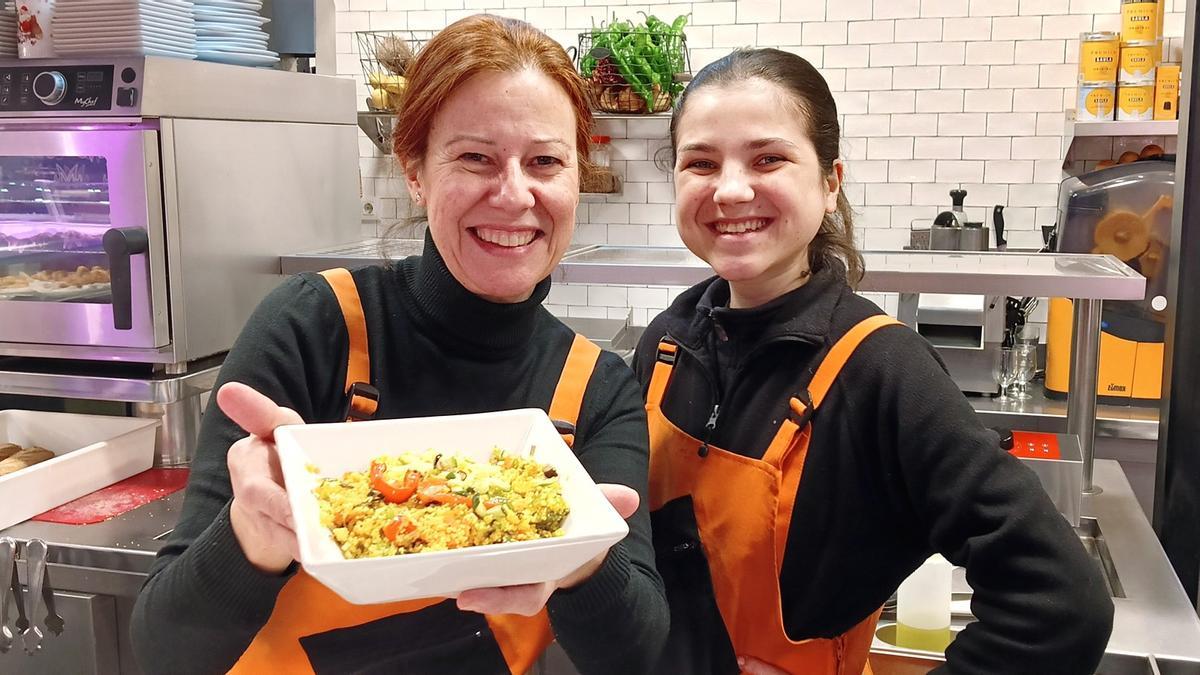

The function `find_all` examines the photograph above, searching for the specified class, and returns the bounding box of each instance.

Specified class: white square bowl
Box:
[0,410,160,531]
[276,408,630,605]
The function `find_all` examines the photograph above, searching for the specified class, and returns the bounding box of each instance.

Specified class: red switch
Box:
[1009,431,1061,460]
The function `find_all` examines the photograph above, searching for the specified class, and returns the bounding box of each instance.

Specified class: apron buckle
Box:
[788,390,814,428]
[342,382,380,422]
[656,339,679,364]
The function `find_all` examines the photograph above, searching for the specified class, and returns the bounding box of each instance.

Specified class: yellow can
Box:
[1117,81,1155,120]
[1154,64,1180,120]
[1078,82,1116,121]
[1120,40,1161,81]
[1080,32,1120,82]
[1121,0,1162,42]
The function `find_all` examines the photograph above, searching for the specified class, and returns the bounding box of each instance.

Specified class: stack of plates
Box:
[0,4,15,59]
[53,0,196,59]
[193,0,277,67]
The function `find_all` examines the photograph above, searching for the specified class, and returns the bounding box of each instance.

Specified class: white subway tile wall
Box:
[343,0,1185,323]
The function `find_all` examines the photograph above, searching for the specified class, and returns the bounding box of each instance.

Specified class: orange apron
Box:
[230,268,603,674]
[648,315,900,674]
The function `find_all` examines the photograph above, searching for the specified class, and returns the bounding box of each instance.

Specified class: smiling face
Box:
[404,68,579,303]
[673,79,843,309]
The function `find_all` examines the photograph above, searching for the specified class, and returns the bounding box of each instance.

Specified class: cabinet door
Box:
[0,588,119,674]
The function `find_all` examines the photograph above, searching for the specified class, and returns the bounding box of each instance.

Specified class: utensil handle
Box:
[22,539,46,653]
[993,205,1007,250]
[0,538,15,653]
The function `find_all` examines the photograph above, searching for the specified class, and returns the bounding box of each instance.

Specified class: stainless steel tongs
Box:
[0,537,18,654]
[21,539,48,653]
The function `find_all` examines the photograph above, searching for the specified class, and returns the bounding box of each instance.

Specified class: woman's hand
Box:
[219,382,304,575]
[738,655,789,675]
[455,483,639,616]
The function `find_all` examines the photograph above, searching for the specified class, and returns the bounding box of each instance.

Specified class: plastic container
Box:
[1120,40,1161,81]
[1077,82,1116,121]
[1117,80,1156,120]
[0,410,159,531]
[896,553,953,652]
[590,134,612,168]
[277,408,630,604]
[1079,32,1119,83]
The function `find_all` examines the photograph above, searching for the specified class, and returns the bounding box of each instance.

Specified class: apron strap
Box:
[548,333,603,447]
[485,333,601,669]
[763,315,903,567]
[319,268,379,422]
[762,315,902,467]
[646,339,678,408]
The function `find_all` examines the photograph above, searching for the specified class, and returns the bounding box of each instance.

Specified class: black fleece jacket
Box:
[131,235,667,674]
[633,260,1113,675]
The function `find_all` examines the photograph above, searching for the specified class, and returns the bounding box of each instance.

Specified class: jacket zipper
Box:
[664,331,723,458]
[667,321,819,458]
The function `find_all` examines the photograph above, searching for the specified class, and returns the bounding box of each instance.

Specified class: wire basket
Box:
[575,27,690,114]
[354,30,439,113]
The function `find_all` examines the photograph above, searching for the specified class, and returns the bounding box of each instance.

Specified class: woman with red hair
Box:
[131,15,667,674]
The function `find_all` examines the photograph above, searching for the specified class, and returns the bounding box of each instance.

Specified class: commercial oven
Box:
[0,56,361,365]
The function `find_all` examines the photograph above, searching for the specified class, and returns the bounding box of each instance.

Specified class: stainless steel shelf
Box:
[593,111,673,120]
[280,239,601,275]
[1067,110,1179,138]
[280,238,424,274]
[0,357,223,404]
[553,246,1147,301]
[969,387,1158,441]
[358,111,395,154]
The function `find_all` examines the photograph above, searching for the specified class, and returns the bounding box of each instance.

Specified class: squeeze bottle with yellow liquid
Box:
[896,553,954,652]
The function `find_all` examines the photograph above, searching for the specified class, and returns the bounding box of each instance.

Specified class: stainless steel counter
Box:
[0,460,1191,674]
[1,491,180,599]
[871,460,1200,671]
[970,388,1159,441]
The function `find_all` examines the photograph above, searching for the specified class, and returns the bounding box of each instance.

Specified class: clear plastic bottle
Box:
[896,553,954,652]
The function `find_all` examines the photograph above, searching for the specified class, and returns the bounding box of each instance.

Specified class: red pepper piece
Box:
[370,462,419,504]
[383,514,416,543]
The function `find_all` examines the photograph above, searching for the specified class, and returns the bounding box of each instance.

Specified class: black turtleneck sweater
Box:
[633,260,1113,675]
[130,237,666,674]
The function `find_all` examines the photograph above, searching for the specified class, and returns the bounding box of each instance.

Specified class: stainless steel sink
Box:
[1078,517,1126,598]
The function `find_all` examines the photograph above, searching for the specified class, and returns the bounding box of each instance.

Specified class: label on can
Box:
[1120,41,1160,80]
[1121,0,1161,42]
[1078,83,1116,121]
[1080,35,1120,82]
[1117,82,1155,120]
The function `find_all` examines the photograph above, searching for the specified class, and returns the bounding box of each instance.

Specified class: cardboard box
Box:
[1155,63,1181,120]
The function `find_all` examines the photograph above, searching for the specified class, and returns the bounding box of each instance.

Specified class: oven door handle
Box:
[102,227,149,330]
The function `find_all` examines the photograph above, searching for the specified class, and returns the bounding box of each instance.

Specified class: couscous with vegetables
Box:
[314,449,569,558]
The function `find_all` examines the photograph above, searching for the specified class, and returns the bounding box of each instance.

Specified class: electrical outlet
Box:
[361,198,379,216]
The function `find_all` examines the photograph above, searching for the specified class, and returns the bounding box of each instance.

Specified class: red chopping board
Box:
[32,468,190,525]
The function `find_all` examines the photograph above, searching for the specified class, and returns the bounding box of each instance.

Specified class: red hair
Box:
[392,14,592,167]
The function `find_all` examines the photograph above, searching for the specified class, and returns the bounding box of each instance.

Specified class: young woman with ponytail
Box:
[633,48,1112,675]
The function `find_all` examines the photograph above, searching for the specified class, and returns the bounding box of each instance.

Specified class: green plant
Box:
[579,13,689,112]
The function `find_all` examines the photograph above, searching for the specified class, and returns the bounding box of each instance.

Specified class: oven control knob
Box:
[33,71,66,105]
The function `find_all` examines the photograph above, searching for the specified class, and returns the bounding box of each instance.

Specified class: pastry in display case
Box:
[0,155,112,302]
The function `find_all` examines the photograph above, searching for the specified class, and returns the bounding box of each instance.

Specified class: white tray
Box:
[0,410,160,531]
[277,408,629,605]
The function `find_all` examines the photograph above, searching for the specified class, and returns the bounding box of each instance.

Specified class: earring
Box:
[413,193,422,204]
